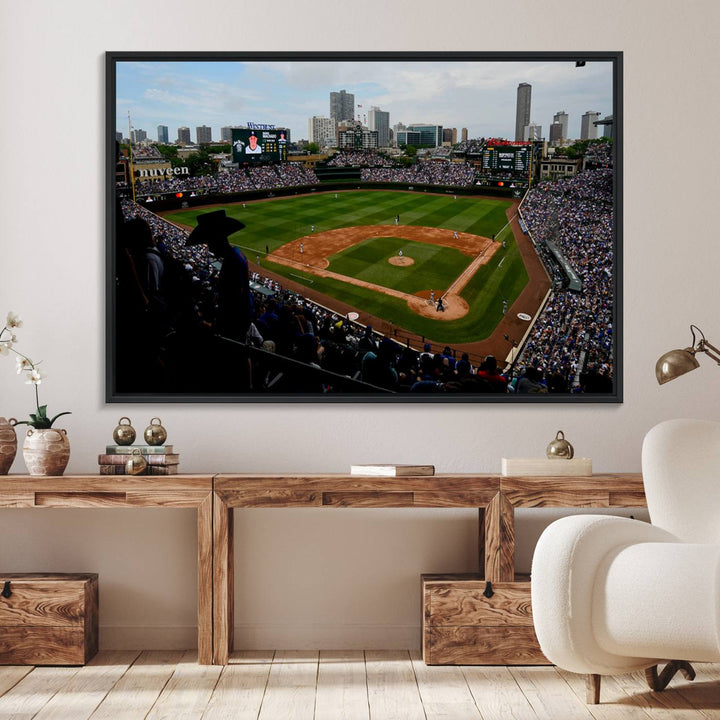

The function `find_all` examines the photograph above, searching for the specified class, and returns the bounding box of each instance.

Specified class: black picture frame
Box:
[107,51,622,403]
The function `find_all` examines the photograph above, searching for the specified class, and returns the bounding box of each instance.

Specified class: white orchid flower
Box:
[16,356,33,373]
[25,368,46,385]
[0,342,10,356]
[6,312,22,329]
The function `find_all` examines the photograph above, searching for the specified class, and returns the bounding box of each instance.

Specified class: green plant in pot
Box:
[1,312,71,475]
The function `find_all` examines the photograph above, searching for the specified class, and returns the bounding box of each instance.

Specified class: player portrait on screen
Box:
[245,132,262,154]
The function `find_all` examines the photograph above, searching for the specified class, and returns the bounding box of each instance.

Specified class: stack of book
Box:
[98,445,180,475]
[349,464,435,476]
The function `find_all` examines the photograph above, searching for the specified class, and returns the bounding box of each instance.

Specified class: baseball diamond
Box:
[163,190,550,360]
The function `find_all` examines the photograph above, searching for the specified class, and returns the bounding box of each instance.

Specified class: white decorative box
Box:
[501,457,592,476]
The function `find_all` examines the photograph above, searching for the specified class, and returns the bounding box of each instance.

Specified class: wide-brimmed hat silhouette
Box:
[186,210,245,246]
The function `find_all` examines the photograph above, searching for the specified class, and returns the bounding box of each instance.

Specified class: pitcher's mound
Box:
[389,256,414,266]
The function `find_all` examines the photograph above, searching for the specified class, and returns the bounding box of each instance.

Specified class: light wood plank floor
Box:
[0,651,717,720]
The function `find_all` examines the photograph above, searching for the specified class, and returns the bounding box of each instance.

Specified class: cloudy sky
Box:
[115,58,614,144]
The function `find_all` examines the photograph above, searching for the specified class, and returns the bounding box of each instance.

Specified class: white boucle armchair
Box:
[531,418,720,703]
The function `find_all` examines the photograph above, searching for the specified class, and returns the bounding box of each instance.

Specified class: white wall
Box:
[1,0,719,650]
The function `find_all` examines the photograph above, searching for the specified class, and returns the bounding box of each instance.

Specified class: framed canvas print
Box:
[106,51,622,403]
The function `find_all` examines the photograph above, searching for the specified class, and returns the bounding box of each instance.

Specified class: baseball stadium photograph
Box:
[108,52,621,401]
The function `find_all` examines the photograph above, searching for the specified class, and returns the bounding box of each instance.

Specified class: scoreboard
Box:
[232,128,288,164]
[482,146,530,173]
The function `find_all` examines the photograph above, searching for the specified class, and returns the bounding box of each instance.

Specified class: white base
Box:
[502,457,593,476]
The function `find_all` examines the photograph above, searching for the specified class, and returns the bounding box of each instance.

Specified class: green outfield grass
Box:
[163,190,525,343]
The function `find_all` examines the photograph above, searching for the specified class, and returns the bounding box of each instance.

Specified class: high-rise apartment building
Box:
[130,128,147,143]
[549,122,564,144]
[196,125,212,144]
[367,106,390,147]
[553,111,569,141]
[157,125,169,144]
[515,83,532,141]
[308,116,336,148]
[461,127,468,142]
[581,111,601,140]
[177,127,191,144]
[221,126,243,142]
[330,90,355,123]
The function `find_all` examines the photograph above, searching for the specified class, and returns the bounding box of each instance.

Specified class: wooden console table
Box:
[0,475,214,665]
[1,473,647,666]
[212,473,645,665]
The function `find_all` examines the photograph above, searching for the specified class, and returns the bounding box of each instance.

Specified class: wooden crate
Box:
[0,573,98,665]
[422,573,548,665]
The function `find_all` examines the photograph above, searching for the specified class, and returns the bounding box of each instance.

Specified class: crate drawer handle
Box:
[1,581,11,598]
[483,581,494,598]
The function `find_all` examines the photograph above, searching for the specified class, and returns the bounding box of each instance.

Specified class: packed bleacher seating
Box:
[584,141,613,168]
[512,146,614,393]
[361,160,475,187]
[326,151,393,168]
[132,163,318,197]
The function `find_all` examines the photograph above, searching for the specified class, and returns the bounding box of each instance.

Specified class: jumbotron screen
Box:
[482,146,529,173]
[232,128,288,163]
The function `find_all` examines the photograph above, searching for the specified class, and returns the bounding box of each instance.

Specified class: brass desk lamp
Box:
[656,325,720,384]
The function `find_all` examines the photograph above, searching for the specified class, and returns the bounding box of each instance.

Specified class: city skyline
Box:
[116,59,613,145]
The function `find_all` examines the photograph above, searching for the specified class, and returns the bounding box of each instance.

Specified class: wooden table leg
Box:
[197,492,213,665]
[483,492,515,582]
[213,492,234,665]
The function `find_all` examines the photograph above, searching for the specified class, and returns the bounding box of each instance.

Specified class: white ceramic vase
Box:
[22,427,70,476]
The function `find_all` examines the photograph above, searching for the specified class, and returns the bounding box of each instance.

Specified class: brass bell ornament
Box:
[125,449,147,475]
[546,430,574,459]
[144,417,167,446]
[112,417,136,446]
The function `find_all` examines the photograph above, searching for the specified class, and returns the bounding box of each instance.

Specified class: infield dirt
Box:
[268,224,498,322]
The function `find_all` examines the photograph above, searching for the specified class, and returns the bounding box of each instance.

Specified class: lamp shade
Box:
[655,348,700,385]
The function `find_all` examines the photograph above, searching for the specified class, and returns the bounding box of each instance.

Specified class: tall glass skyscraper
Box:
[515,83,532,141]
[553,111,568,142]
[157,125,169,144]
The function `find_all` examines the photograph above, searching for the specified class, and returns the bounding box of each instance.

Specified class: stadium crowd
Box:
[115,138,615,395]
[361,161,476,187]
[514,154,614,393]
[132,163,319,197]
[326,150,393,167]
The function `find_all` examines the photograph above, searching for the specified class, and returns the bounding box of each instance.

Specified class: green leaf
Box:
[48,411,72,427]
[36,405,48,419]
